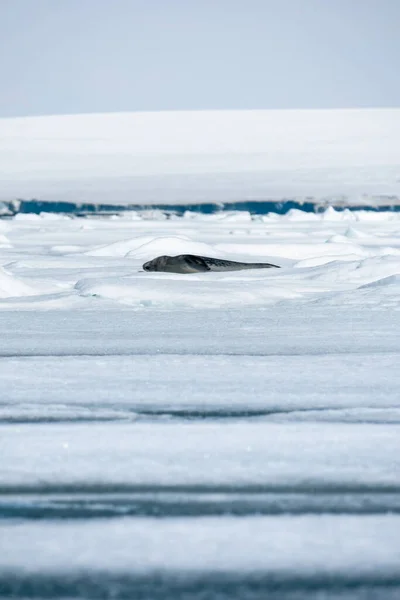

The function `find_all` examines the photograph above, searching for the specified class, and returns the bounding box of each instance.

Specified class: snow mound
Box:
[321,207,357,222]
[301,256,400,285]
[295,254,363,268]
[358,274,400,289]
[13,213,41,221]
[308,266,400,308]
[74,272,298,309]
[50,245,83,254]
[0,233,11,246]
[125,236,218,260]
[0,267,35,298]
[87,235,217,259]
[86,235,157,257]
[344,226,370,239]
[217,242,365,261]
[283,209,319,222]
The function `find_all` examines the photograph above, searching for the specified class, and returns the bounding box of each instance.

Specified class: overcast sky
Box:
[0,0,399,118]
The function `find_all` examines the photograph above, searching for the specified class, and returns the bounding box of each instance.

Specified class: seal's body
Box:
[143,254,280,274]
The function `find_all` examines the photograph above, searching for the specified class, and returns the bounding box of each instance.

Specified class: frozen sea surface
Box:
[1,208,400,599]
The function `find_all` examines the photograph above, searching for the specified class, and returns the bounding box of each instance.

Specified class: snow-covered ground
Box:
[1,207,400,308]
[1,108,400,205]
[0,206,400,598]
[1,103,400,599]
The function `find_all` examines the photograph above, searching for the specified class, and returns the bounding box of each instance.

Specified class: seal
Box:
[142,254,280,274]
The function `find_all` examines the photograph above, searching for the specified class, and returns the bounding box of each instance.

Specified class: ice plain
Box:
[1,206,400,599]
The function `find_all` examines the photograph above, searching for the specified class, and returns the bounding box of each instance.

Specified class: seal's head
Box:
[142,256,169,271]
[142,259,155,271]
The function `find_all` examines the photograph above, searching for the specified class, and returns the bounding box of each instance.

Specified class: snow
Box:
[1,516,400,578]
[1,110,400,596]
[0,266,34,298]
[0,210,399,599]
[86,234,217,258]
[0,207,399,309]
[2,421,400,489]
[1,108,400,205]
[0,352,399,419]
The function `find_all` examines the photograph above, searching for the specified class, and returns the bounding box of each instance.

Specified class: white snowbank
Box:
[75,273,300,308]
[87,235,217,259]
[0,267,34,298]
[217,241,366,260]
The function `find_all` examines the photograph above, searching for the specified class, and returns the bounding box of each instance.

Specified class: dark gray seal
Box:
[143,254,280,274]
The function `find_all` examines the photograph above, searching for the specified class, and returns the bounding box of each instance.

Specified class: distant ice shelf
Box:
[1,108,400,206]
